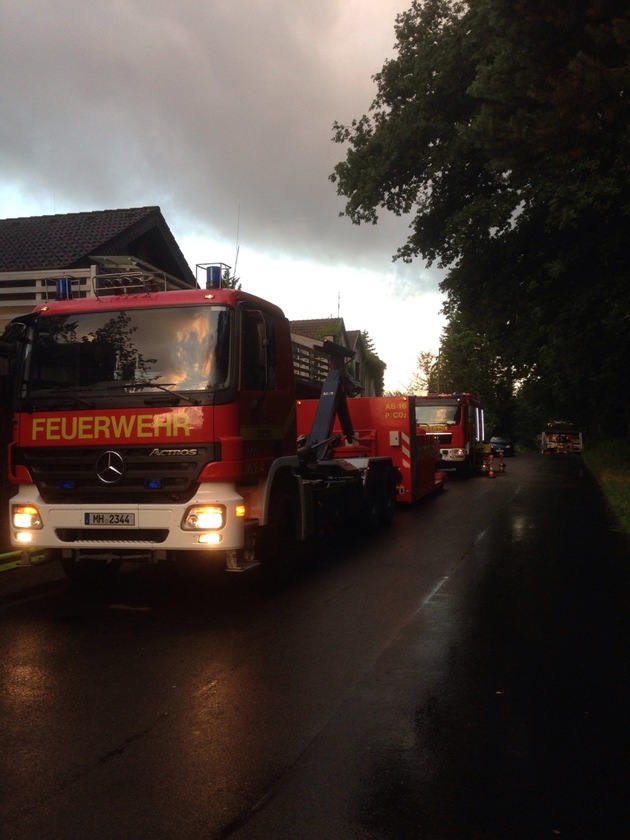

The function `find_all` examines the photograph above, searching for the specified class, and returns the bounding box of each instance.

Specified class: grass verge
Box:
[583,440,630,535]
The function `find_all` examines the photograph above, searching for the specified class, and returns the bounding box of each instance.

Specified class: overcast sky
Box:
[0,0,445,391]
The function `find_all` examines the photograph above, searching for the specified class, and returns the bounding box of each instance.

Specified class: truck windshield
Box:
[415,404,461,426]
[20,305,232,398]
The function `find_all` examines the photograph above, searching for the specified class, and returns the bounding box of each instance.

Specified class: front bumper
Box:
[9,483,246,554]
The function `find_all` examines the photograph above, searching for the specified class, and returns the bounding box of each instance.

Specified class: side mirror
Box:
[0,319,31,376]
[1,321,27,342]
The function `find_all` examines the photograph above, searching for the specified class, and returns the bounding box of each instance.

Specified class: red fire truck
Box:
[541,421,584,455]
[0,269,401,583]
[296,395,446,504]
[414,392,485,476]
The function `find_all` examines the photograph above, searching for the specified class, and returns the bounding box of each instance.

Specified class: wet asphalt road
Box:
[0,454,628,840]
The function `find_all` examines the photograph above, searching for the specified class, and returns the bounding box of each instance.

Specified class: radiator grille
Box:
[15,444,218,504]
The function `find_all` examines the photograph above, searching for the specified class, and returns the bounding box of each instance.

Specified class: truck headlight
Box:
[12,504,43,530]
[182,505,225,530]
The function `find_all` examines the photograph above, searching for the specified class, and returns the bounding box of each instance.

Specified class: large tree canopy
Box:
[331,0,630,436]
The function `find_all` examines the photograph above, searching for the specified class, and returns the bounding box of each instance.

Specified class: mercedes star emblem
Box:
[95,450,126,485]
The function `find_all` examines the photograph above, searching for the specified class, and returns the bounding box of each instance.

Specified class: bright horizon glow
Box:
[179,233,446,393]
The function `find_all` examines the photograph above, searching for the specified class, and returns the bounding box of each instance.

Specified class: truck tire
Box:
[380,475,397,527]
[362,480,382,533]
[261,490,299,583]
[456,456,472,479]
[54,550,122,586]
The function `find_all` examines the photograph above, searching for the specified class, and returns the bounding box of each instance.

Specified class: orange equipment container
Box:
[297,395,446,505]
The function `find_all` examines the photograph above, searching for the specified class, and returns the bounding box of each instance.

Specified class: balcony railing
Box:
[291,340,330,387]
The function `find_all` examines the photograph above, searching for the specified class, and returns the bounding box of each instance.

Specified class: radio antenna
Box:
[234,244,240,281]
[233,205,241,281]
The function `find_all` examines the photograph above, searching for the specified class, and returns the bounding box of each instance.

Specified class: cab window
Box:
[242,310,276,390]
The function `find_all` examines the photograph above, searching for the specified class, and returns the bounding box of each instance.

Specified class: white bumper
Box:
[9,483,246,554]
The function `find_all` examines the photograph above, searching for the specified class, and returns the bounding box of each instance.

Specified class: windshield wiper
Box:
[107,380,201,405]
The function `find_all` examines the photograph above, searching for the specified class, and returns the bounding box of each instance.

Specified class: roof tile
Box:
[0,207,159,271]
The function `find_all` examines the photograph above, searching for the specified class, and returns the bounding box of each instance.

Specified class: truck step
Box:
[225,549,260,573]
[225,560,261,573]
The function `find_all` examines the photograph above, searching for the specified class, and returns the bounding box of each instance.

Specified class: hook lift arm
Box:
[299,340,363,462]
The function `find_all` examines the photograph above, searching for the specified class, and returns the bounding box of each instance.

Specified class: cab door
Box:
[238,306,296,481]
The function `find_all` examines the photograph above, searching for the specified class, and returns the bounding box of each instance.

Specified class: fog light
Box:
[15,531,33,544]
[12,504,43,529]
[198,533,222,545]
[182,504,225,530]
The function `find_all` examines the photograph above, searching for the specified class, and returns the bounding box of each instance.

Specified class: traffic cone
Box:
[498,451,506,472]
[488,454,495,478]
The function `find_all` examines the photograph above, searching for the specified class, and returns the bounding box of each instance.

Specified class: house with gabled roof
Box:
[0,206,196,331]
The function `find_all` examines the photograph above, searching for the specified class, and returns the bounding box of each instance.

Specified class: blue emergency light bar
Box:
[206,265,222,289]
[55,277,73,300]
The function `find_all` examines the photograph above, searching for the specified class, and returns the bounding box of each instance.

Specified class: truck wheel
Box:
[456,457,472,479]
[262,491,299,583]
[380,477,397,527]
[363,481,382,533]
[55,550,122,586]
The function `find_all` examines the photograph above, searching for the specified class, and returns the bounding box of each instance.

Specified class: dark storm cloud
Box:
[1,0,433,283]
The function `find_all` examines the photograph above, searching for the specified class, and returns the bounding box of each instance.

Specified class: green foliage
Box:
[423,312,515,435]
[222,272,241,290]
[360,330,386,395]
[315,320,345,343]
[583,441,630,534]
[407,350,436,394]
[332,0,630,437]
[361,329,377,355]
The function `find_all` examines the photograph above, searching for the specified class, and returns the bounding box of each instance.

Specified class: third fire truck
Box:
[414,392,485,476]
